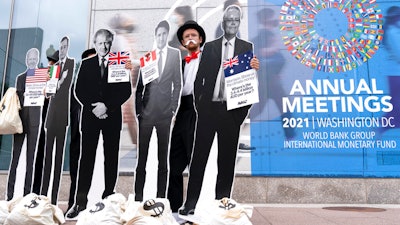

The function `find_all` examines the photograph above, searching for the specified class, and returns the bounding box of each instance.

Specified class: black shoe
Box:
[239,143,256,151]
[65,204,86,220]
[178,207,195,216]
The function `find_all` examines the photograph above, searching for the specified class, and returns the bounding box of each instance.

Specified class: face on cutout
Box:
[94,34,112,57]
[26,49,39,69]
[222,8,241,37]
[59,38,69,61]
[155,26,169,49]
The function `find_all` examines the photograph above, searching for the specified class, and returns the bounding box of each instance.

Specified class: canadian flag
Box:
[140,50,157,67]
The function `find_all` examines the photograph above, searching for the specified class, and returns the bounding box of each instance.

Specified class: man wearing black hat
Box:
[180,5,259,215]
[167,20,205,214]
[134,20,182,201]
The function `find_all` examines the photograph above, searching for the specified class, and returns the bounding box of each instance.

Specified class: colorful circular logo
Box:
[279,0,384,73]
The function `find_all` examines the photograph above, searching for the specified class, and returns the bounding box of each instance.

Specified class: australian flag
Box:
[109,51,130,65]
[224,51,253,78]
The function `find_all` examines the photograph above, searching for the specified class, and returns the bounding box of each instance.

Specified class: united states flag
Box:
[109,51,130,65]
[224,51,253,78]
[26,68,48,83]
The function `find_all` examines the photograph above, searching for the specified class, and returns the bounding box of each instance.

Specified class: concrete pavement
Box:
[60,203,400,225]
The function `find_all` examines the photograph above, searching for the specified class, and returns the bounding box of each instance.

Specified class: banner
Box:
[249,0,400,177]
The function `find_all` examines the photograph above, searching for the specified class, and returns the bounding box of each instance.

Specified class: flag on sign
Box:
[26,68,48,83]
[140,50,157,67]
[49,65,60,79]
[224,51,253,78]
[109,51,130,65]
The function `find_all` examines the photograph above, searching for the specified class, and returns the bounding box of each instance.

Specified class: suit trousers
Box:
[7,126,40,200]
[75,115,121,207]
[68,99,81,209]
[135,116,172,201]
[167,95,196,212]
[41,125,67,205]
[184,102,241,209]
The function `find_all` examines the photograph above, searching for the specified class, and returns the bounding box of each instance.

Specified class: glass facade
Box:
[0,0,89,170]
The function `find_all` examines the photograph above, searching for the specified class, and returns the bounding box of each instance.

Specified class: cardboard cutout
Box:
[180,5,257,217]
[40,36,75,205]
[66,29,132,220]
[134,20,182,202]
[7,48,44,201]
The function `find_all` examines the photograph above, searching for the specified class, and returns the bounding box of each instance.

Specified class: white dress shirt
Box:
[212,37,235,101]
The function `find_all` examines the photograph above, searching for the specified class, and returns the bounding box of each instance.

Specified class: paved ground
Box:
[60,203,400,225]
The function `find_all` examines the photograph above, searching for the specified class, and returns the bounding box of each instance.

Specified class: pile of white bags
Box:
[2,193,64,225]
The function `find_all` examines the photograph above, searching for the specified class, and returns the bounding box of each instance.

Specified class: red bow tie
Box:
[185,51,200,63]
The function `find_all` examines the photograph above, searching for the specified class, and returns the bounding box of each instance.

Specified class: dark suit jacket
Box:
[15,72,42,132]
[45,57,74,128]
[136,46,182,121]
[75,54,131,130]
[194,37,253,124]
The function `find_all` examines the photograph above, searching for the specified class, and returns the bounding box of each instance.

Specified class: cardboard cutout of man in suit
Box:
[134,20,182,201]
[179,5,259,215]
[41,36,74,205]
[7,48,43,201]
[66,29,131,219]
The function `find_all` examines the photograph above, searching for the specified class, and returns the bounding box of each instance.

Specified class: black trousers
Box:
[8,126,40,200]
[167,95,196,212]
[134,116,172,201]
[184,102,242,210]
[32,99,49,194]
[68,98,81,209]
[75,114,121,207]
[41,125,67,205]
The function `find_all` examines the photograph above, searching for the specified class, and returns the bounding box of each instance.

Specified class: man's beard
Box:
[185,40,199,51]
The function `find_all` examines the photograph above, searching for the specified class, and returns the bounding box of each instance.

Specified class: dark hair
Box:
[61,36,69,44]
[224,0,240,10]
[93,29,114,43]
[81,48,96,59]
[174,6,193,22]
[155,20,170,34]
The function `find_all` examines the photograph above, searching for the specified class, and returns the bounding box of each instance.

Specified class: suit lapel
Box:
[234,38,244,56]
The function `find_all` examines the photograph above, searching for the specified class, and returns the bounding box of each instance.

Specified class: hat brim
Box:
[177,23,206,47]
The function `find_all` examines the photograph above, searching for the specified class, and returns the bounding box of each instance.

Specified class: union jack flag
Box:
[26,68,48,83]
[109,51,130,65]
[223,56,239,70]
[224,51,253,78]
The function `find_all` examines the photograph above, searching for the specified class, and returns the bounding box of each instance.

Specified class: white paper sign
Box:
[223,52,259,110]
[24,68,47,106]
[45,65,60,96]
[139,50,160,85]
[108,51,130,83]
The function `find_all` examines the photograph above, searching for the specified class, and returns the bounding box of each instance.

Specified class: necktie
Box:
[185,51,200,63]
[100,57,105,78]
[60,62,64,72]
[158,50,163,79]
[218,42,230,100]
